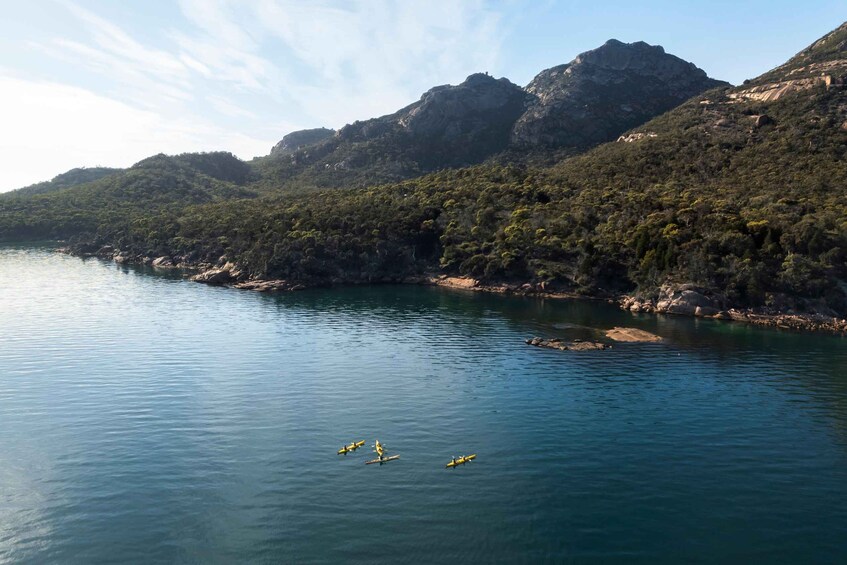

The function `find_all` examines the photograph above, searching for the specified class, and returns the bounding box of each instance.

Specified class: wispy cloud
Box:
[3,0,508,190]
[43,0,506,126]
[0,75,274,191]
[170,0,506,124]
[251,0,504,124]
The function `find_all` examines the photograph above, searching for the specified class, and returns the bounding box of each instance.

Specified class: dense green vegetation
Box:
[0,152,256,240]
[2,24,846,315]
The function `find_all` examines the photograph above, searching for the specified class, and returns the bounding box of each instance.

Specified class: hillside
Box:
[512,39,725,148]
[40,21,847,320]
[254,40,725,189]
[3,24,847,323]
[0,152,257,241]
[2,167,122,199]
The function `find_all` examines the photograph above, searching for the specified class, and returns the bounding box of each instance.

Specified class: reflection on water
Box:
[1,246,846,563]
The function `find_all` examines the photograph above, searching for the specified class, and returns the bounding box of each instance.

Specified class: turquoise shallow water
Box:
[1,246,846,564]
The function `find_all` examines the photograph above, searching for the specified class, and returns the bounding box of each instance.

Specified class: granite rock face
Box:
[334,73,530,168]
[263,40,726,187]
[512,40,728,148]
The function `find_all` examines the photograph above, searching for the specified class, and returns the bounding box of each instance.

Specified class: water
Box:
[1,246,846,564]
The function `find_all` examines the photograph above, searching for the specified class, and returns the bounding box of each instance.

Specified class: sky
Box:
[0,0,844,192]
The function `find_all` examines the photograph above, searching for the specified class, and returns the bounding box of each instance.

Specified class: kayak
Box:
[374,440,385,457]
[366,455,400,465]
[446,454,477,468]
[337,440,365,455]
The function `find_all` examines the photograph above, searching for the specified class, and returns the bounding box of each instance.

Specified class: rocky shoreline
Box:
[61,245,847,335]
[620,283,847,334]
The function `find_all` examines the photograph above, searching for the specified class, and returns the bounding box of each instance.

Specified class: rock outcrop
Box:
[604,327,662,342]
[190,262,246,285]
[730,22,847,102]
[526,337,609,351]
[655,284,722,316]
[232,279,304,292]
[260,40,726,188]
[620,283,724,317]
[333,73,530,169]
[512,39,728,148]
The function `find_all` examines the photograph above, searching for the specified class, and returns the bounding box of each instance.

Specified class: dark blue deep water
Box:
[1,246,846,563]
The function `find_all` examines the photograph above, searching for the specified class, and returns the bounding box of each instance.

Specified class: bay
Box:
[1,246,846,563]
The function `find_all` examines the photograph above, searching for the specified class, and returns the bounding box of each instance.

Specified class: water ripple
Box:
[1,246,846,563]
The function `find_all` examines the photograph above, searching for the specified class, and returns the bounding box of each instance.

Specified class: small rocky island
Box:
[604,327,663,342]
[525,337,609,351]
[527,326,663,351]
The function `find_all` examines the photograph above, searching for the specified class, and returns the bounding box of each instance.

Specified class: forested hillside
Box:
[2,24,846,318]
[1,167,122,199]
[0,152,256,240]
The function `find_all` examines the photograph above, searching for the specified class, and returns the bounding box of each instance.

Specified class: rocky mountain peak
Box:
[573,39,667,70]
[398,73,528,138]
[262,39,726,185]
[514,39,726,148]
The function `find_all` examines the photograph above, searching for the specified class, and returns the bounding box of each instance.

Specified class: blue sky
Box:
[0,0,844,191]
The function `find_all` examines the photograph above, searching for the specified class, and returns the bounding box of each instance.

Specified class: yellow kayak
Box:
[337,440,365,454]
[446,454,477,468]
[375,440,385,457]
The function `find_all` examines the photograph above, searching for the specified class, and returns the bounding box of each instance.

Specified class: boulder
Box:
[695,305,719,317]
[151,256,174,268]
[656,284,721,316]
[191,268,235,285]
[753,114,774,127]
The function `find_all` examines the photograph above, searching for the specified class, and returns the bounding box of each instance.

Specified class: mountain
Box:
[5,24,846,323]
[49,21,845,319]
[257,40,725,189]
[2,167,122,198]
[513,39,727,148]
[256,72,530,188]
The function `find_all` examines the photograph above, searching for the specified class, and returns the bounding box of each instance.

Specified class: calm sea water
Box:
[1,246,846,564]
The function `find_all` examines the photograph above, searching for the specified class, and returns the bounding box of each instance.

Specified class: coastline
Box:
[60,245,847,335]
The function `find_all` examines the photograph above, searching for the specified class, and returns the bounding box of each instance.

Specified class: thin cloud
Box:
[0,75,273,191]
[3,0,508,190]
[58,0,191,84]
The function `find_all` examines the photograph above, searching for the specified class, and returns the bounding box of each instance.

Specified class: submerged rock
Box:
[232,279,304,292]
[526,337,608,351]
[604,327,662,343]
